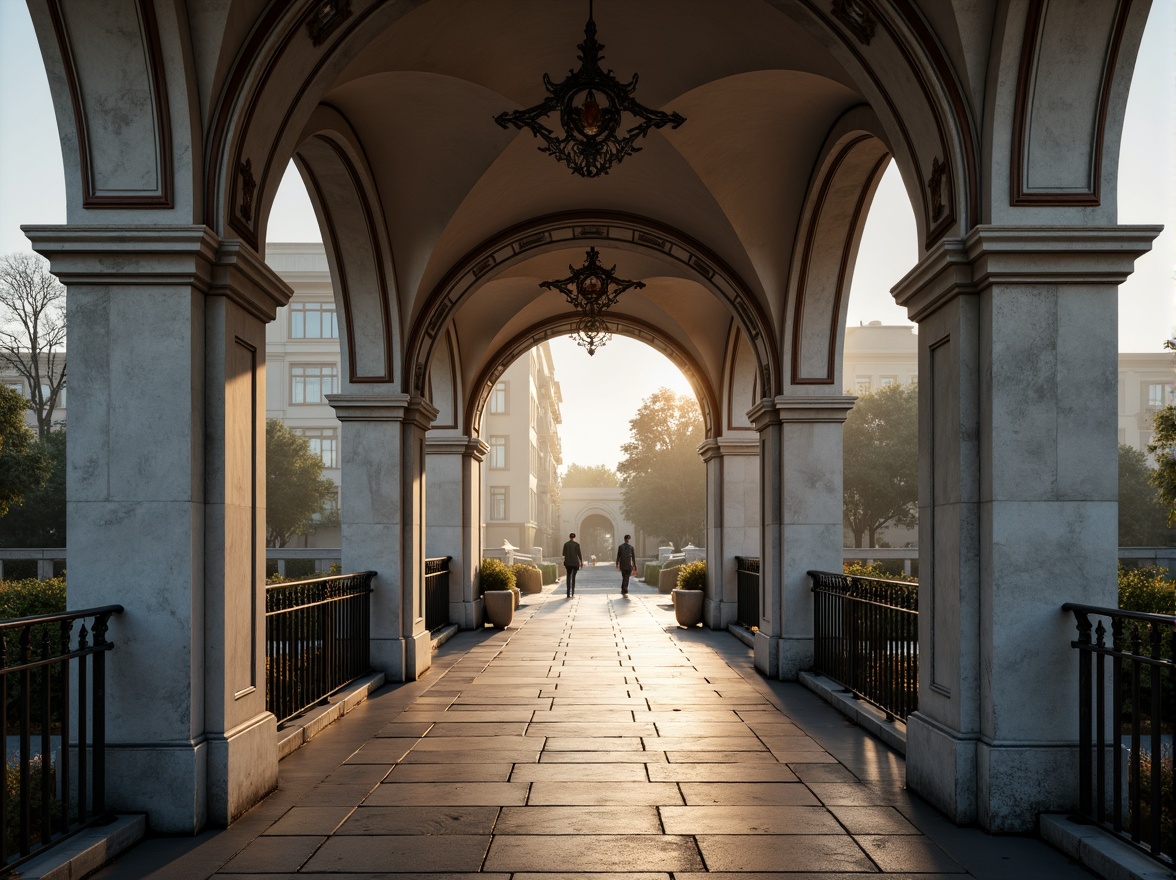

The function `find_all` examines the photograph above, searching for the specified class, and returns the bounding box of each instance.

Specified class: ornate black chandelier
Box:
[540,247,645,355]
[494,1,686,178]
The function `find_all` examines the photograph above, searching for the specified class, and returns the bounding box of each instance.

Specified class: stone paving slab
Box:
[483,833,704,872]
[88,574,1099,879]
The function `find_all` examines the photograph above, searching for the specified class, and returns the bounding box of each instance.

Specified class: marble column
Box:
[700,437,760,629]
[426,436,488,629]
[26,226,290,832]
[896,225,1161,831]
[750,396,853,680]
[331,394,438,681]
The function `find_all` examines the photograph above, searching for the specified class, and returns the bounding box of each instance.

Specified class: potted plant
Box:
[512,562,543,595]
[672,560,706,627]
[480,558,516,628]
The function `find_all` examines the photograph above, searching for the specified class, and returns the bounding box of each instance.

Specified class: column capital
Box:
[426,436,490,461]
[894,224,1162,322]
[329,393,439,430]
[23,225,293,322]
[25,224,220,289]
[748,395,855,432]
[210,241,293,322]
[698,436,759,462]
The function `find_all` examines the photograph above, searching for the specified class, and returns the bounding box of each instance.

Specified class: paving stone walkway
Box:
[95,566,1092,879]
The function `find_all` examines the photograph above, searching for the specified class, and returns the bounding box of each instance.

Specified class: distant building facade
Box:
[844,321,1172,460]
[480,345,563,555]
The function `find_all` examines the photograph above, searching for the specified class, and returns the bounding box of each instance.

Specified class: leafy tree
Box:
[0,429,65,547]
[1119,444,1169,546]
[561,463,619,488]
[843,382,918,548]
[266,419,338,547]
[0,385,49,518]
[617,388,705,548]
[0,253,67,439]
[1149,404,1176,527]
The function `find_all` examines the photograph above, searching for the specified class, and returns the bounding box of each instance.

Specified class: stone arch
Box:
[409,212,779,402]
[721,325,762,435]
[463,315,720,444]
[985,0,1152,223]
[427,324,461,432]
[785,109,892,388]
[293,109,401,386]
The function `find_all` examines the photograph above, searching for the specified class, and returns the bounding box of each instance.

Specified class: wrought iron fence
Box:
[809,570,918,721]
[735,556,760,629]
[0,605,123,875]
[265,572,374,725]
[425,557,451,633]
[1062,603,1174,867]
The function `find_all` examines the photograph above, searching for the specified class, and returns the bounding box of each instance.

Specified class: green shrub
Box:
[644,562,661,583]
[1118,565,1175,614]
[539,563,557,585]
[676,561,706,591]
[1132,745,1175,856]
[843,561,919,584]
[0,578,67,620]
[510,562,537,579]
[480,558,515,594]
[6,755,59,852]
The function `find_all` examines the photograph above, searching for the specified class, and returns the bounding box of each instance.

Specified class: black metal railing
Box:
[265,572,374,725]
[425,557,451,633]
[735,556,760,629]
[1063,603,1174,866]
[0,605,123,875]
[809,570,918,721]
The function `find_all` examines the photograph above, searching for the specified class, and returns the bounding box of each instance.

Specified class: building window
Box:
[1147,383,1173,408]
[879,376,896,387]
[4,381,23,396]
[855,378,871,395]
[488,436,507,469]
[490,486,508,520]
[489,381,508,414]
[291,364,339,404]
[294,426,338,468]
[290,302,338,339]
[530,488,537,522]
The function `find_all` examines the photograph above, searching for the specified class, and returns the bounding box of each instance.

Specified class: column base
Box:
[906,712,978,825]
[977,738,1078,832]
[452,598,483,629]
[207,711,278,826]
[754,630,778,677]
[704,598,735,630]
[105,741,208,833]
[373,632,433,682]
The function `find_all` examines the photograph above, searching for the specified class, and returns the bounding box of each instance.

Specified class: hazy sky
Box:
[1,3,1172,472]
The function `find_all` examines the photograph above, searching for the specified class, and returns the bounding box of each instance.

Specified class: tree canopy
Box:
[617,388,704,548]
[266,419,338,547]
[0,253,67,440]
[561,463,619,488]
[1149,403,1176,529]
[0,428,64,547]
[0,385,50,518]
[843,382,919,548]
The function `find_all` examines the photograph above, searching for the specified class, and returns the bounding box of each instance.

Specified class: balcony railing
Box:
[0,605,123,875]
[425,557,451,633]
[809,570,918,722]
[1063,603,1174,867]
[735,556,760,629]
[265,572,374,725]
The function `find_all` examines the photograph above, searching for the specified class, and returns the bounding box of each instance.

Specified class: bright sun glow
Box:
[548,335,697,473]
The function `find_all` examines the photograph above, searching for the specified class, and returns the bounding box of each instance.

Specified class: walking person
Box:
[616,534,637,597]
[562,532,584,597]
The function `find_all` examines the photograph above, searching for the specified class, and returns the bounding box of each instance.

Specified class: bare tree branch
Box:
[0,252,67,439]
